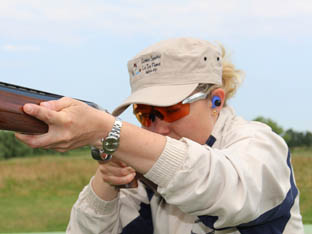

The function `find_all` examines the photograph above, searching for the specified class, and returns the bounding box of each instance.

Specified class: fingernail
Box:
[127,167,135,173]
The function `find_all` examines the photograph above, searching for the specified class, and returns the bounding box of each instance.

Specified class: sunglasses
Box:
[133,91,208,127]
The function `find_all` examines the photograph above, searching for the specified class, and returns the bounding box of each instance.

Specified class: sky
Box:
[0,0,311,132]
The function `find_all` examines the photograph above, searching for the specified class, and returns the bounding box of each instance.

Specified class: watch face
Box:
[103,137,119,154]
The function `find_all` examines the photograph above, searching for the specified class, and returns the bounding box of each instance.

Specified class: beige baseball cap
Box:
[112,37,223,116]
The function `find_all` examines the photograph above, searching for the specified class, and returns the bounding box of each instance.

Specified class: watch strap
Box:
[101,117,122,155]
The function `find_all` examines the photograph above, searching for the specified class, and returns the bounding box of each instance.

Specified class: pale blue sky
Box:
[0,0,311,131]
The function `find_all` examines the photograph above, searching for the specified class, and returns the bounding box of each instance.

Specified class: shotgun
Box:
[0,81,157,191]
[0,81,98,134]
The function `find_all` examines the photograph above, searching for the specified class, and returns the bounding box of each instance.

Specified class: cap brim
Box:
[112,83,198,116]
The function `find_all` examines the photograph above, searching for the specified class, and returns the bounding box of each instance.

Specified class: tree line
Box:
[0,131,89,160]
[253,116,312,148]
[0,116,311,160]
[0,130,63,160]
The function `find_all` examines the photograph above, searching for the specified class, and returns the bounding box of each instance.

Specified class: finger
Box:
[23,103,60,125]
[40,97,81,112]
[100,164,135,177]
[124,166,136,173]
[111,159,134,170]
[15,133,35,146]
[99,158,128,167]
[117,161,136,174]
[102,172,136,186]
[15,132,47,148]
[39,100,59,111]
[98,157,121,165]
[119,161,129,167]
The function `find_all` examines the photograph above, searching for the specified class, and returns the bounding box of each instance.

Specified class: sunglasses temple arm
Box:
[182,92,208,104]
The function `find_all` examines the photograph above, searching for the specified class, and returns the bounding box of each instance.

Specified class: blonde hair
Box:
[196,44,244,105]
[220,44,244,103]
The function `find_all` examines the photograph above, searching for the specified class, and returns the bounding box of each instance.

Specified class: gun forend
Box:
[0,81,99,134]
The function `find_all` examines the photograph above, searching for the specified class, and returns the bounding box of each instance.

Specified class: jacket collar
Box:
[210,106,236,148]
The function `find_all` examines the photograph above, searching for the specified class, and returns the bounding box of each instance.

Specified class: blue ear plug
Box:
[212,96,221,108]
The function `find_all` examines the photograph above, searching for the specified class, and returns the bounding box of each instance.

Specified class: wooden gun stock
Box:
[0,81,99,134]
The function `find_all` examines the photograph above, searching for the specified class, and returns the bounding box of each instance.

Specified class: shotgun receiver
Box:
[0,81,99,134]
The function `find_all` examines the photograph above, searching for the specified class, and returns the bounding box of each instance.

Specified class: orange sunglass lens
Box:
[133,103,190,126]
[156,103,190,122]
[133,104,152,127]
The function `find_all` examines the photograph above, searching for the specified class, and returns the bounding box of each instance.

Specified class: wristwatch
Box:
[91,117,122,161]
[102,117,122,154]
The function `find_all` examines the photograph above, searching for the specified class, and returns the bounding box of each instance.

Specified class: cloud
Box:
[1,44,40,52]
[0,0,311,44]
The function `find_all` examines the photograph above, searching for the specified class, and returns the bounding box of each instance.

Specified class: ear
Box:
[210,88,225,109]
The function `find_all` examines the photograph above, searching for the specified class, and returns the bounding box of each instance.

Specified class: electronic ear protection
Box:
[211,96,221,108]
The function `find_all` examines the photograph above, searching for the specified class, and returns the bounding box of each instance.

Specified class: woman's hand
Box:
[98,159,136,186]
[92,159,137,200]
[15,97,113,152]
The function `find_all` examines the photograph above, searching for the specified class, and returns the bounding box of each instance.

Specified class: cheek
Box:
[172,105,214,142]
[170,115,198,137]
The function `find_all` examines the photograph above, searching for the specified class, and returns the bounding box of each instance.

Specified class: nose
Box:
[145,117,171,135]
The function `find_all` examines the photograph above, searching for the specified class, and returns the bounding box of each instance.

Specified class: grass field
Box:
[0,151,98,233]
[0,148,311,232]
[292,147,312,223]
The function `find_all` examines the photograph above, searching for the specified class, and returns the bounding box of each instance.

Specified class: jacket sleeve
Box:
[144,122,294,229]
[66,178,150,234]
